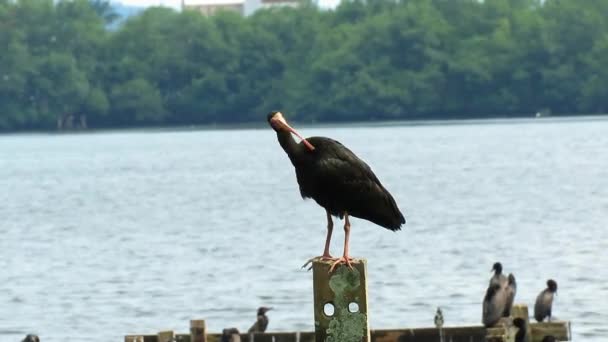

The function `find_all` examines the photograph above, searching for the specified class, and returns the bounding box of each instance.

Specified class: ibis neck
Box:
[277,130,302,165]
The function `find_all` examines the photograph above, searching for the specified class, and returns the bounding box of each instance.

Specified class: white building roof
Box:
[185,0,244,5]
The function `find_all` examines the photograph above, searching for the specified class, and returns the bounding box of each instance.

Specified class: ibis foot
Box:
[301,254,334,271]
[328,256,354,273]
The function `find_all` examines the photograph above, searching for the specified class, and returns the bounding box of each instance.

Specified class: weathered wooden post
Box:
[512,304,532,340]
[190,320,207,342]
[530,322,571,342]
[158,330,175,342]
[312,259,370,342]
[485,318,511,341]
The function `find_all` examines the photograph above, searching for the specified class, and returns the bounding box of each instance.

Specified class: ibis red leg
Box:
[329,213,354,273]
[301,210,335,269]
[322,210,334,258]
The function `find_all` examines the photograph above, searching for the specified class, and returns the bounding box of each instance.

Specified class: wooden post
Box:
[511,304,532,341]
[485,317,511,342]
[190,320,207,342]
[312,259,369,342]
[158,330,175,342]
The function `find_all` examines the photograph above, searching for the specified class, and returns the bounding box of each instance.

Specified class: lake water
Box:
[1,117,607,341]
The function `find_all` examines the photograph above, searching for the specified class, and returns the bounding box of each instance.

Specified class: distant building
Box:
[246,0,302,15]
[182,0,307,16]
[182,0,244,16]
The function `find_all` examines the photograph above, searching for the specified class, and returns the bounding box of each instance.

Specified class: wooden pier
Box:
[125,259,571,342]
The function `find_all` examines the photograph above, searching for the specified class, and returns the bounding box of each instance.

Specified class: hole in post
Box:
[323,302,335,317]
[348,302,359,313]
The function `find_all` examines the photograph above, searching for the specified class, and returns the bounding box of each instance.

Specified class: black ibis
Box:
[534,279,558,322]
[248,306,272,333]
[267,111,405,271]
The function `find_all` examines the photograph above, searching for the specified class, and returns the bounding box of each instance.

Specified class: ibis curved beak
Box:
[271,112,315,151]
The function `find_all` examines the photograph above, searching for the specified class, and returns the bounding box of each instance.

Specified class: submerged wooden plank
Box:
[129,322,572,342]
[124,335,158,342]
[213,332,313,342]
[372,326,487,342]
[214,327,489,342]
[205,334,221,342]
[243,332,297,342]
[176,334,191,342]
[127,320,570,342]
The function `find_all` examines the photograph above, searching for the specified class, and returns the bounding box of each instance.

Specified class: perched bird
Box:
[22,335,40,342]
[482,283,506,327]
[541,336,557,342]
[534,279,558,322]
[221,328,241,342]
[503,273,517,317]
[513,317,529,342]
[434,307,444,328]
[489,262,508,288]
[248,306,272,333]
[268,111,405,271]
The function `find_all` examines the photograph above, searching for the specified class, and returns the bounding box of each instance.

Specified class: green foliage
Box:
[0,0,607,131]
[109,78,166,123]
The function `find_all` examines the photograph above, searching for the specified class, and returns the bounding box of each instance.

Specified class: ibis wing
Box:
[306,138,405,230]
[307,136,381,183]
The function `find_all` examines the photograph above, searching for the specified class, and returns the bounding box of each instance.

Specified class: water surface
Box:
[1,118,606,341]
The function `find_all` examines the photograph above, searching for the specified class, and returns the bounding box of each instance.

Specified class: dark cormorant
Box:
[248,306,272,333]
[221,328,241,342]
[513,317,529,342]
[434,307,444,328]
[22,335,40,342]
[489,262,508,288]
[268,111,405,271]
[482,283,506,327]
[534,279,558,322]
[503,273,517,317]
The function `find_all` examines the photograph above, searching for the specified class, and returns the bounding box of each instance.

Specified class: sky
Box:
[115,0,340,9]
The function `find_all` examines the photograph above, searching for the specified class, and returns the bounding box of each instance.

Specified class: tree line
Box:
[1,0,607,131]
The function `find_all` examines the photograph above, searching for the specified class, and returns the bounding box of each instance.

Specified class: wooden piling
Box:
[125,336,145,342]
[158,330,175,342]
[190,320,207,342]
[485,321,510,342]
[372,326,486,342]
[512,304,532,341]
[312,259,370,342]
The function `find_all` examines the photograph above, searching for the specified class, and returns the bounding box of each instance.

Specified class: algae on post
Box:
[326,265,367,342]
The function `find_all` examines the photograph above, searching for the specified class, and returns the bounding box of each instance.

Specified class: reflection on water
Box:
[1,117,607,341]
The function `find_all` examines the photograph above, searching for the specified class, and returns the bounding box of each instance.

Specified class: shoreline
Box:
[1,113,607,137]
